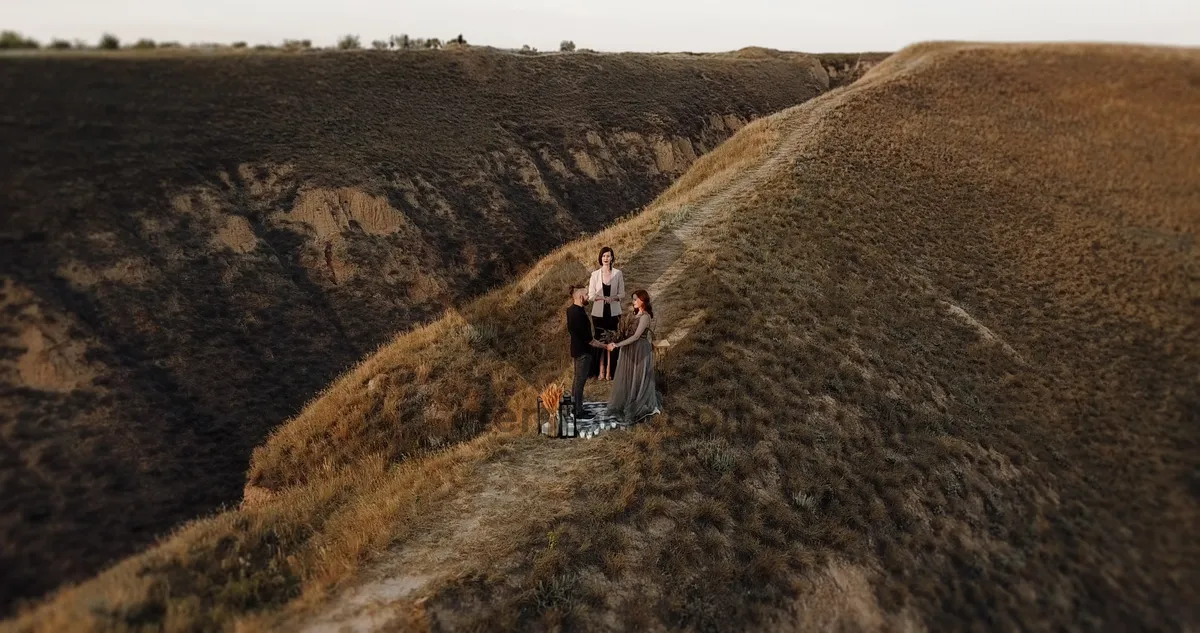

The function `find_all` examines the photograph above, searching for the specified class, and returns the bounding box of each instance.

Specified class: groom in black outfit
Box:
[566,285,606,420]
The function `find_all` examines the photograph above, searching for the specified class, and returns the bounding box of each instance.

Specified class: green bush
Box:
[49,39,73,50]
[233,41,247,48]
[560,40,575,52]
[99,33,120,50]
[0,30,40,49]
[132,38,156,49]
[337,34,360,50]
[371,39,388,50]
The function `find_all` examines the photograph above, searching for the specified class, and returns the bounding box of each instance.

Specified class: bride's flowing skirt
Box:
[606,336,661,423]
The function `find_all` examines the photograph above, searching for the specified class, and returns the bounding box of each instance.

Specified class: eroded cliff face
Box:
[195,116,750,346]
[151,117,751,360]
[0,49,826,609]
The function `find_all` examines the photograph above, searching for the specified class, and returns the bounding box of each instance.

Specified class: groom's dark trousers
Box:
[571,353,591,419]
[566,304,595,419]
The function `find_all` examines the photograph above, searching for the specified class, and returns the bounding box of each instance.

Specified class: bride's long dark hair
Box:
[633,289,653,318]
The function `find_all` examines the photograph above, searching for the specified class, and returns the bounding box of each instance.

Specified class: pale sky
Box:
[6,0,1199,52]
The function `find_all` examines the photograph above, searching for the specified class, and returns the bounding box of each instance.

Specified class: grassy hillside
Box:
[242,41,1198,632]
[0,47,829,613]
[6,40,1198,632]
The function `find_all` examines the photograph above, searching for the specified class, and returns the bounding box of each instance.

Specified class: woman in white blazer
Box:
[588,246,625,380]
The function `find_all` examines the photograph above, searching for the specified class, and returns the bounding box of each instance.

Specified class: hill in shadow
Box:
[0,47,830,613]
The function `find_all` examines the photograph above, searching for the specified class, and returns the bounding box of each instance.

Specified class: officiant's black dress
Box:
[590,282,621,377]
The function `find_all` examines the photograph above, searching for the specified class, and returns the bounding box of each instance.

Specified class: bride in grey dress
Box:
[605,289,662,424]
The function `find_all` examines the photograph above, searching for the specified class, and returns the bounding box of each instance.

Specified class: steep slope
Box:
[248,41,1200,631]
[0,48,829,612]
[431,42,1194,632]
[5,41,1198,633]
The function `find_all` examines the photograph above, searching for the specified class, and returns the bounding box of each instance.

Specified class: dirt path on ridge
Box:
[287,100,837,632]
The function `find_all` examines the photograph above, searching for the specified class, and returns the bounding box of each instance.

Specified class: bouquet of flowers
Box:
[614,310,638,341]
[598,311,636,343]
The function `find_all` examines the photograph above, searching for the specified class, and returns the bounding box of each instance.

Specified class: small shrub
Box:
[132,38,156,49]
[48,39,72,50]
[792,491,817,510]
[337,34,360,50]
[0,30,40,49]
[158,41,181,49]
[98,33,120,50]
[371,39,388,50]
[389,34,410,49]
[560,40,575,52]
[424,38,441,49]
[692,438,738,474]
[461,324,498,349]
[520,44,537,54]
[232,41,247,48]
[531,572,580,613]
[282,39,311,51]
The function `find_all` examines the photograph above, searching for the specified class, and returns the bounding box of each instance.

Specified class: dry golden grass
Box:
[2,432,509,633]
[7,40,1199,632]
[430,41,1196,632]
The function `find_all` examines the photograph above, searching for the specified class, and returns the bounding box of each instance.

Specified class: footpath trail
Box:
[288,95,840,632]
[295,439,601,633]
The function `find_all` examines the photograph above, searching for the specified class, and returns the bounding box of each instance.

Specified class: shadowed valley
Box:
[0,47,834,612]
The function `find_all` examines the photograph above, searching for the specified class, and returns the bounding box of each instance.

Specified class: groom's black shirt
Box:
[566,304,594,358]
